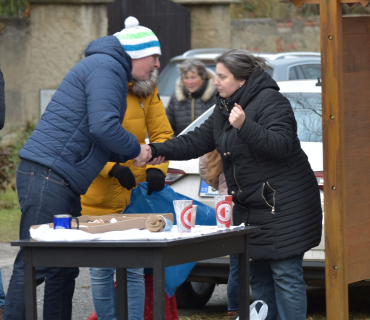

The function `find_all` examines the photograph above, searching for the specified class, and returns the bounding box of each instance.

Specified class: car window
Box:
[289,67,299,80]
[158,63,217,97]
[283,92,322,142]
[289,64,321,80]
[300,64,321,80]
[157,64,180,96]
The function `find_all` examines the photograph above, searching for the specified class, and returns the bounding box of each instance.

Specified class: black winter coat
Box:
[152,68,322,261]
[166,69,217,135]
[0,66,5,130]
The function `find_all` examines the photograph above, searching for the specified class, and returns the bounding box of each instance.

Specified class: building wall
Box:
[0,5,108,135]
[0,13,320,134]
[231,17,320,53]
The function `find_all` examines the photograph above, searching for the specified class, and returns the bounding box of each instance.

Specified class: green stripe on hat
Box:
[116,31,156,41]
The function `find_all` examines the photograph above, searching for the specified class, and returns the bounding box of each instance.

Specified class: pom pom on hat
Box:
[114,16,161,59]
[124,16,139,28]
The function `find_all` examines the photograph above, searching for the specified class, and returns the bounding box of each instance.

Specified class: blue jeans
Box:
[227,254,239,311]
[250,254,307,320]
[90,267,145,320]
[3,160,80,320]
[0,268,5,309]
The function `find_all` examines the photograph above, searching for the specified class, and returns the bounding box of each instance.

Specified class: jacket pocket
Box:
[75,143,95,166]
[262,182,276,214]
[16,170,34,209]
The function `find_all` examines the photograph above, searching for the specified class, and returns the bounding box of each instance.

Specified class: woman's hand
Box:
[229,103,245,130]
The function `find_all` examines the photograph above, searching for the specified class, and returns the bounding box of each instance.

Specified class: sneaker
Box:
[227,310,239,320]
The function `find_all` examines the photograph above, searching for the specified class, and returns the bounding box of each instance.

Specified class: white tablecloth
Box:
[30,224,245,242]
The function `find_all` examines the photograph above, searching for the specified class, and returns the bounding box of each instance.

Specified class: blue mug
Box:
[53,214,79,230]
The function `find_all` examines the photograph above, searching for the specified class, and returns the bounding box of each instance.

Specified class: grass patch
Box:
[0,188,21,242]
[0,208,21,242]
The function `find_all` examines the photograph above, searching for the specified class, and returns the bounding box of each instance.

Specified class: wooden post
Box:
[319,1,348,319]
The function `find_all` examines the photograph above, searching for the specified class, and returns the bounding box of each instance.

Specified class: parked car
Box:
[157,48,321,108]
[168,79,325,308]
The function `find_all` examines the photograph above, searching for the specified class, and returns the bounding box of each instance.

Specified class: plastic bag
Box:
[124,183,216,226]
[236,300,268,320]
[123,183,216,297]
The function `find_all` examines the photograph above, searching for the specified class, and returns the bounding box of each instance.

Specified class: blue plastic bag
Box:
[123,182,216,297]
[124,183,216,226]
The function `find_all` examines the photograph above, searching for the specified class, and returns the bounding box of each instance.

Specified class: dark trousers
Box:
[3,160,81,320]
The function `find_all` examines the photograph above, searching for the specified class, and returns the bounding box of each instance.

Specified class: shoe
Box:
[0,307,4,320]
[227,310,239,320]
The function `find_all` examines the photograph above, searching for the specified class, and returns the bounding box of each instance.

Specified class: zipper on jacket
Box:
[221,99,229,112]
[190,95,195,122]
[233,163,242,203]
[140,101,146,120]
[262,182,276,214]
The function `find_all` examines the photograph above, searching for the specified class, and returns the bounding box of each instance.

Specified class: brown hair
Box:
[216,49,268,81]
[204,149,223,185]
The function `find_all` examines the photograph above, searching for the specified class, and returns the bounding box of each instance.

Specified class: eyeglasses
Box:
[153,54,160,62]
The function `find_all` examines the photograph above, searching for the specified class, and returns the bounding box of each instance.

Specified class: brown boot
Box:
[227,310,239,320]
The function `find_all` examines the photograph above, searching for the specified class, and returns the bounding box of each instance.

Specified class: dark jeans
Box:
[227,254,239,312]
[3,160,81,320]
[250,254,307,320]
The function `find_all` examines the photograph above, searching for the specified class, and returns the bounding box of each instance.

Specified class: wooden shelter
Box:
[280,1,370,319]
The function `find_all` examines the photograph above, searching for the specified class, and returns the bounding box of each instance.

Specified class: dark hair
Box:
[215,49,268,81]
[178,59,208,81]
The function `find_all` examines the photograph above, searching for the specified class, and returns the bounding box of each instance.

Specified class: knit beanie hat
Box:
[114,16,161,59]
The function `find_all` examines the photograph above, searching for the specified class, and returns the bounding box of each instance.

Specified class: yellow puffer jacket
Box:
[81,83,173,216]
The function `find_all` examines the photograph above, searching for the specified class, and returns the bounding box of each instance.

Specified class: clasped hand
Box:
[133,144,166,167]
[229,103,245,130]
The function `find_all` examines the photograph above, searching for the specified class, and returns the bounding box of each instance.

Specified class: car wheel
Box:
[175,281,216,309]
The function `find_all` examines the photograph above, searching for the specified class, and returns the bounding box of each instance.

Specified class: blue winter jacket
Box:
[19,36,141,195]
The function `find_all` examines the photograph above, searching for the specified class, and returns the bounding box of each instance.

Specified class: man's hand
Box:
[109,164,136,190]
[133,144,167,167]
[146,168,165,195]
[229,103,246,130]
[134,145,152,162]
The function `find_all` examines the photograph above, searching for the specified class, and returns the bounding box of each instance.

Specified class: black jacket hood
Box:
[217,68,279,112]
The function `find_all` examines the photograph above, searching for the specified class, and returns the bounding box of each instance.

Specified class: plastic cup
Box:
[214,195,233,229]
[191,205,197,228]
[173,200,193,233]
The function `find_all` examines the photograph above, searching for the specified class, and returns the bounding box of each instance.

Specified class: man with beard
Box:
[81,17,173,320]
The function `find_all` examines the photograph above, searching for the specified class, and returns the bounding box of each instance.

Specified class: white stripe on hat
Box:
[127,47,161,59]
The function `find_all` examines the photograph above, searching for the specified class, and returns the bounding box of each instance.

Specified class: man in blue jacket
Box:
[3,17,160,320]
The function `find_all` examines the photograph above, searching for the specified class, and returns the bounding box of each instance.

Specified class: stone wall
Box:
[0,4,108,136]
[0,18,30,135]
[231,17,320,53]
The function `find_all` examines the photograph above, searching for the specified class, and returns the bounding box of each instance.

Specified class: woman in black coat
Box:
[148,49,322,320]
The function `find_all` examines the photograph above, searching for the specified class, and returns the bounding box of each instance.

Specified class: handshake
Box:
[133,144,166,167]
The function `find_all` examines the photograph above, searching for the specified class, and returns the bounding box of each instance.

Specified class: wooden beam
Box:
[290,0,306,7]
[359,0,370,7]
[320,0,348,319]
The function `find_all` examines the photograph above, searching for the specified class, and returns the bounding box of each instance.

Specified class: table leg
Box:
[238,234,250,320]
[153,251,165,320]
[23,248,37,320]
[116,268,128,320]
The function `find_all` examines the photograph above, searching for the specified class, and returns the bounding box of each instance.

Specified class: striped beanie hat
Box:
[114,16,161,59]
